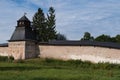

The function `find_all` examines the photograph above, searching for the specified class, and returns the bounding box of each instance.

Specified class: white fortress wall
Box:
[0,47,9,56]
[9,41,25,60]
[39,45,120,64]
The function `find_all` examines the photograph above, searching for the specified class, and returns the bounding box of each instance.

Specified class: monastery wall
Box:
[39,45,120,63]
[25,41,38,59]
[0,47,9,56]
[9,41,25,60]
[1,41,120,64]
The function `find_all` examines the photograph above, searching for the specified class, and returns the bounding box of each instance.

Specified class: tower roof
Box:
[9,15,36,41]
[18,15,30,21]
[9,27,36,41]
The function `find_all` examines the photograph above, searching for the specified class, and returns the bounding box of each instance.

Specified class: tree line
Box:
[32,7,66,42]
[81,32,120,43]
[32,7,120,43]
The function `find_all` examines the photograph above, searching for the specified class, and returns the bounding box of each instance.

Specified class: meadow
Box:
[0,57,120,80]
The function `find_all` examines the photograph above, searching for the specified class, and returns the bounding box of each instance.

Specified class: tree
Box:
[95,34,111,42]
[56,33,67,40]
[110,37,116,42]
[115,35,120,43]
[46,7,57,41]
[33,8,47,42]
[81,32,94,41]
[33,7,57,42]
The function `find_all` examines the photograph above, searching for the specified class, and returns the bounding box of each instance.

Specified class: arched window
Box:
[19,22,22,25]
[22,22,24,24]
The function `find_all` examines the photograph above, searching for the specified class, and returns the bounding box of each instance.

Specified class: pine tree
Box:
[46,7,57,41]
[33,8,47,42]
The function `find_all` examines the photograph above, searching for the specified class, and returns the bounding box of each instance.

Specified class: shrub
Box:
[0,56,8,61]
[8,56,14,62]
[0,56,14,62]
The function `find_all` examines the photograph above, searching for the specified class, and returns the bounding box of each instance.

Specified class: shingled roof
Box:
[9,27,36,41]
[9,15,36,41]
[40,40,120,49]
[18,15,30,21]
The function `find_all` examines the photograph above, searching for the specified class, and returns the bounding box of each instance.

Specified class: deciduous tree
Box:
[81,32,94,41]
[95,34,111,42]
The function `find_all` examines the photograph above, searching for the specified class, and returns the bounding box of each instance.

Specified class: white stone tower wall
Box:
[9,41,25,60]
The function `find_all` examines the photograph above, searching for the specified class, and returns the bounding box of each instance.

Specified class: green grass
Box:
[0,58,120,80]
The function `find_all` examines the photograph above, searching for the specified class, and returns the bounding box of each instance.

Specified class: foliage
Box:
[95,34,111,42]
[81,32,94,41]
[95,34,120,43]
[56,33,67,40]
[0,56,14,62]
[110,37,117,42]
[0,56,8,61]
[115,35,120,43]
[33,7,57,42]
[80,32,120,43]
[0,58,120,80]
[8,56,14,62]
[33,8,47,42]
[46,7,57,41]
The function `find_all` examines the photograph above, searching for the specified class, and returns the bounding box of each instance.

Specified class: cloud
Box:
[53,0,120,39]
[0,0,36,43]
[0,0,120,43]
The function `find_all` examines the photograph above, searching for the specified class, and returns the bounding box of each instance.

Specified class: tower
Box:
[8,15,37,60]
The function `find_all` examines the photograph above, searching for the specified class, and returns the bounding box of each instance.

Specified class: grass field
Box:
[0,58,120,80]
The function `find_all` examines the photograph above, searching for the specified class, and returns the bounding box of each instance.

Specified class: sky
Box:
[0,0,120,43]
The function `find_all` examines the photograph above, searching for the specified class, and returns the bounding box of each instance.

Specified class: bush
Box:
[0,56,14,62]
[0,56,8,61]
[8,56,14,62]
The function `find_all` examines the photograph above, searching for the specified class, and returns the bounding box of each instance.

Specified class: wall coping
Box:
[39,40,120,49]
[0,43,8,47]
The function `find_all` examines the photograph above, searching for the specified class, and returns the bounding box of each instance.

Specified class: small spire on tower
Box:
[24,12,27,16]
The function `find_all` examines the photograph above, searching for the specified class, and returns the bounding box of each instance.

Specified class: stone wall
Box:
[39,45,120,63]
[0,47,9,56]
[25,41,38,59]
[1,41,120,63]
[0,41,39,60]
[9,41,25,59]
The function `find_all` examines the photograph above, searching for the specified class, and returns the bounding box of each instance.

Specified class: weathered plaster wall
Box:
[1,41,120,64]
[9,41,25,60]
[39,45,120,63]
[25,41,38,59]
[0,47,9,56]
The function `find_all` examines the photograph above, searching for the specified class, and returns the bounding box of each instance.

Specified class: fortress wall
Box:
[39,45,120,63]
[0,47,9,56]
[25,41,38,59]
[9,41,25,60]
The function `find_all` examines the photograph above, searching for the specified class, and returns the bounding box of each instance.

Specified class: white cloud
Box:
[0,0,36,43]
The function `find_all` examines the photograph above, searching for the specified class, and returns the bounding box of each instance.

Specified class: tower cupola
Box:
[17,15,30,27]
[9,14,36,41]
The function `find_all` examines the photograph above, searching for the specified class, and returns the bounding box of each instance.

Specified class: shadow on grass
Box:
[0,66,41,71]
[0,66,68,71]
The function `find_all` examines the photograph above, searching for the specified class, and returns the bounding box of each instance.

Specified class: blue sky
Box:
[0,0,120,43]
